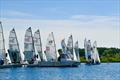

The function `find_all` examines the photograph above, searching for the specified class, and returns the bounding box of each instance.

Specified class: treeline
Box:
[58,47,120,62]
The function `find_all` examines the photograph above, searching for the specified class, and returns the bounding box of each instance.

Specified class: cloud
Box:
[0,15,119,53]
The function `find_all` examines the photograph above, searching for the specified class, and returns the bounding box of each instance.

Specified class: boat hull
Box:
[85,61,100,65]
[27,61,80,67]
[0,61,80,68]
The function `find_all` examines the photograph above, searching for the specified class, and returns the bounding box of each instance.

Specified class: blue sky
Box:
[0,0,119,19]
[0,0,120,50]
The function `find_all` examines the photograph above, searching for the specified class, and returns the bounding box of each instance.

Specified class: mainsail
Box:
[84,38,88,61]
[8,28,21,63]
[67,35,77,61]
[74,41,80,61]
[92,41,100,63]
[84,39,92,62]
[61,39,67,54]
[45,32,57,61]
[24,27,35,63]
[34,29,47,61]
[0,22,6,63]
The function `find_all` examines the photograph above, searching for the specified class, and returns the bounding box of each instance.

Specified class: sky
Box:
[0,0,120,52]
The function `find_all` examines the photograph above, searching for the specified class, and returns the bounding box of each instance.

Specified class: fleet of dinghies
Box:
[0,22,101,68]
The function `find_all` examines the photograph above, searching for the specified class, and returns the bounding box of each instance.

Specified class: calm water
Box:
[0,63,120,80]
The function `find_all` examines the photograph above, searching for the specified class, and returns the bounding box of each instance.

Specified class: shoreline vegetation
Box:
[58,47,120,62]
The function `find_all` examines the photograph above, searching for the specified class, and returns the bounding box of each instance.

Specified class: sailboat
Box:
[67,35,77,61]
[92,41,100,64]
[74,41,80,62]
[0,22,11,65]
[84,38,100,64]
[24,27,35,64]
[8,28,21,64]
[45,32,57,62]
[58,39,72,61]
[34,29,47,61]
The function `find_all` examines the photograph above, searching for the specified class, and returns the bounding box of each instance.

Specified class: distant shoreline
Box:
[81,62,120,63]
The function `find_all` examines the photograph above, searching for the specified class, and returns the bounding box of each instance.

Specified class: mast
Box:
[51,32,58,59]
[38,30,43,54]
[0,22,6,63]
[31,28,35,56]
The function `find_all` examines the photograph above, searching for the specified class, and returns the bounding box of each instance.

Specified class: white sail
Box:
[34,29,47,61]
[84,38,88,61]
[0,22,5,61]
[24,27,35,62]
[67,35,77,61]
[74,41,80,61]
[85,39,93,62]
[0,22,11,64]
[45,32,57,61]
[61,39,67,54]
[92,41,100,63]
[8,28,21,63]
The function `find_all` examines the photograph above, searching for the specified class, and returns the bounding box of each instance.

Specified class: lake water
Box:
[0,63,120,80]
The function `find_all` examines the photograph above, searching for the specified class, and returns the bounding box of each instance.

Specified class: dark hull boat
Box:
[26,61,80,67]
[0,61,80,68]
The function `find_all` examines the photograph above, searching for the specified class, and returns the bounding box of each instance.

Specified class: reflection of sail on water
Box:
[8,28,21,63]
[67,35,77,61]
[45,32,57,61]
[74,41,80,61]
[34,30,47,61]
[0,22,6,62]
[24,27,35,62]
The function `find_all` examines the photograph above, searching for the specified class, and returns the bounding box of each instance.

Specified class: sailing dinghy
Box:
[0,22,11,65]
[24,27,35,64]
[8,28,21,63]
[91,41,100,64]
[45,32,57,62]
[34,30,47,61]
[67,35,77,61]
[84,38,100,65]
